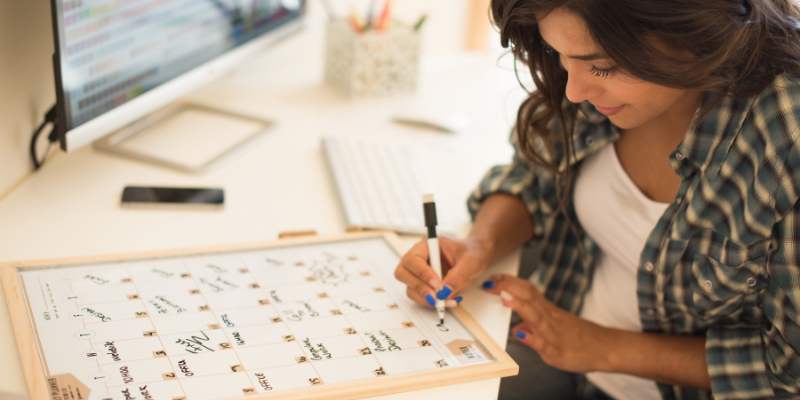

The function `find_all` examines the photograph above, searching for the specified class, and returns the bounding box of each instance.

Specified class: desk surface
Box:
[0,16,527,400]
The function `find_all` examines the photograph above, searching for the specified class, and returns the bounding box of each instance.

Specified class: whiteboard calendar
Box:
[2,232,517,400]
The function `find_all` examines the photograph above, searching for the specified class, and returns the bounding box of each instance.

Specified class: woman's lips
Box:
[594,104,625,116]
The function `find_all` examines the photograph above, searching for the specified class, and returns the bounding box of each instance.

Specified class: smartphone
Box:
[121,186,224,210]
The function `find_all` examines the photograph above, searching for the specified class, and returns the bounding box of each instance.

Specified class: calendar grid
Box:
[11,235,503,400]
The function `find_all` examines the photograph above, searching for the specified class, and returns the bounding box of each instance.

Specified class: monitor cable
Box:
[29,104,58,171]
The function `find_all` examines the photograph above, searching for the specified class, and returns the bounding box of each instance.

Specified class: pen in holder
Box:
[324,20,421,99]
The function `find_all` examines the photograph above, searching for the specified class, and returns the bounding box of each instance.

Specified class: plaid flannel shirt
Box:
[468,74,800,399]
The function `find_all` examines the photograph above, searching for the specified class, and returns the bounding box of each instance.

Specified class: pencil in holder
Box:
[324,20,421,99]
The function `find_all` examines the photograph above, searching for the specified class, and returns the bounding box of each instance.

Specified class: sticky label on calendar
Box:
[446,339,489,365]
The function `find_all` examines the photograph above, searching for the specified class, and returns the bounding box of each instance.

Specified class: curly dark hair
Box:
[491,0,800,208]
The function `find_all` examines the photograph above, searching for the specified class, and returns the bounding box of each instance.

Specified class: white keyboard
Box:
[322,136,454,235]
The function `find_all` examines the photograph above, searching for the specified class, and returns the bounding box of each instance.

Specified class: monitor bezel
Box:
[49,0,307,152]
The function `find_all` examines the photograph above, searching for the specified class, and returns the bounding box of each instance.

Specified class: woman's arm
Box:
[468,193,535,265]
[602,329,710,390]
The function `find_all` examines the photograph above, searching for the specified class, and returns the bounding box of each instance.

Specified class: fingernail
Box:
[500,290,513,302]
[515,330,526,340]
[482,281,495,289]
[454,296,463,303]
[425,294,436,307]
[437,286,453,300]
[445,299,458,307]
[428,279,439,289]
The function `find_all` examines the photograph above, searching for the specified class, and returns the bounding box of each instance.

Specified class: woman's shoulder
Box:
[726,74,800,158]
[748,74,800,136]
[738,74,800,214]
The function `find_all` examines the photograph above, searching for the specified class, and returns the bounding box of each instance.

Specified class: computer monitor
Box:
[49,0,306,153]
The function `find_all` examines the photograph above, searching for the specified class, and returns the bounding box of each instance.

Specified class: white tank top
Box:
[574,143,668,400]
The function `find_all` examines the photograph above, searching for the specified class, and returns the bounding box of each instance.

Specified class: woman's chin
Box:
[606,112,642,130]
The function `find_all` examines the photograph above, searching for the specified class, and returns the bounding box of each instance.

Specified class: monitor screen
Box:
[52,0,304,134]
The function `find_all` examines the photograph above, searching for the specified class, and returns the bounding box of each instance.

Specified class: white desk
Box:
[0,18,527,400]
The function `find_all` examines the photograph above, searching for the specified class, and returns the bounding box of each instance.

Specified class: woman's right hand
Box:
[394,236,492,308]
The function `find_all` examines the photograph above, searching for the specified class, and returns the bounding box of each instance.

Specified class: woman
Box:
[394,0,800,399]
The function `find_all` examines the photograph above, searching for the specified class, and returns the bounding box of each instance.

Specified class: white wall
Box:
[0,0,56,198]
[0,0,483,199]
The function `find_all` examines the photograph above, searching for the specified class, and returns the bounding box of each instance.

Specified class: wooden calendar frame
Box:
[1,231,518,400]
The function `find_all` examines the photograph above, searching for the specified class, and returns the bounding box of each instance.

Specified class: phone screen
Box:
[121,186,224,206]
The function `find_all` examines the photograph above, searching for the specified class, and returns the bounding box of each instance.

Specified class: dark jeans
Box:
[498,338,615,400]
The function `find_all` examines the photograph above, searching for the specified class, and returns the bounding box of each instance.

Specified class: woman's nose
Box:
[563,62,602,104]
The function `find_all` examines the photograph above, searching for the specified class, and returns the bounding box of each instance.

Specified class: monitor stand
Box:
[93,103,274,174]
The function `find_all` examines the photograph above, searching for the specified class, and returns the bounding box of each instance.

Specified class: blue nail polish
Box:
[482,281,495,289]
[437,286,453,300]
[425,294,436,307]
[454,296,463,303]
[516,331,526,340]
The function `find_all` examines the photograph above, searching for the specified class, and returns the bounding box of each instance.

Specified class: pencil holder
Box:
[324,20,421,99]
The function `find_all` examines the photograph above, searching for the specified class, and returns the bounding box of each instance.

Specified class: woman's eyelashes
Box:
[589,65,616,78]
[549,47,617,79]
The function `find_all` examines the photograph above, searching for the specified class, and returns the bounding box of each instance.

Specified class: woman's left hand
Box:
[483,274,613,374]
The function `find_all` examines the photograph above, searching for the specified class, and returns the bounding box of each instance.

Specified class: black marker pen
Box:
[423,194,445,325]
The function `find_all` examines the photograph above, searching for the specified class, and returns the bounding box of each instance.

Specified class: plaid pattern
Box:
[468,74,800,399]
